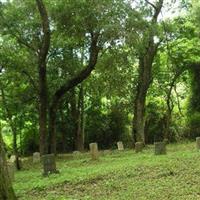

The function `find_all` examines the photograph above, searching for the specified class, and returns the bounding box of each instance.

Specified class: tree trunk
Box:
[163,69,183,140]
[60,106,67,153]
[48,32,100,154]
[76,85,85,152]
[133,58,153,143]
[163,107,172,140]
[36,0,50,155]
[38,66,48,155]
[48,106,57,154]
[12,127,21,170]
[0,126,17,200]
[69,89,79,150]
[132,0,163,145]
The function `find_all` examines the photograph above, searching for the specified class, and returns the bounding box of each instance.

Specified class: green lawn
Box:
[14,142,200,200]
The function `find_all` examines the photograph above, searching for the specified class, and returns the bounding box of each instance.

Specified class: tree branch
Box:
[152,0,163,23]
[50,32,100,110]
[145,0,157,10]
[21,70,39,94]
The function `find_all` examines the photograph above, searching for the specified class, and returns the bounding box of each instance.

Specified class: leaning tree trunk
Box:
[48,32,100,155]
[0,127,17,200]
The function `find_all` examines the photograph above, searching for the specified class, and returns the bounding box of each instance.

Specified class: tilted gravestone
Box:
[33,152,40,163]
[89,143,99,160]
[42,154,58,176]
[196,137,200,150]
[154,142,166,155]
[135,142,143,153]
[117,141,124,151]
[7,162,15,182]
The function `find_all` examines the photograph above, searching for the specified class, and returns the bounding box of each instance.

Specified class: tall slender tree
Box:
[132,0,163,144]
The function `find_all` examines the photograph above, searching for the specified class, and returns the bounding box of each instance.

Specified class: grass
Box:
[14,142,200,200]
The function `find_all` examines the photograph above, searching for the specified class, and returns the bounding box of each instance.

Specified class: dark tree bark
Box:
[132,0,163,144]
[0,127,17,200]
[76,84,85,152]
[59,106,67,153]
[48,33,100,154]
[163,69,183,139]
[69,89,77,150]
[36,0,50,155]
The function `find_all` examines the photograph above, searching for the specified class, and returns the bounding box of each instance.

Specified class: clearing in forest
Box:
[15,142,200,200]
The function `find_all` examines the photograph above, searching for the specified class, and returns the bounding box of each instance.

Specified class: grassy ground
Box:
[14,142,200,200]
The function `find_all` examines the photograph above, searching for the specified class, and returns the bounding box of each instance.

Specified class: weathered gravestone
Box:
[33,152,40,163]
[73,151,82,159]
[9,155,22,169]
[7,162,15,182]
[89,143,99,160]
[103,150,112,155]
[117,141,124,151]
[9,155,16,163]
[154,142,166,155]
[135,142,143,153]
[196,137,200,150]
[42,154,58,176]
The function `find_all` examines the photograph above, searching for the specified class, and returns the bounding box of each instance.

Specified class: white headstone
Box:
[9,155,16,163]
[117,141,124,151]
[33,152,40,163]
[89,143,99,160]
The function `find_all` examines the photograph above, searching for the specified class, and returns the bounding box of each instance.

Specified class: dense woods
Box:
[1,0,200,199]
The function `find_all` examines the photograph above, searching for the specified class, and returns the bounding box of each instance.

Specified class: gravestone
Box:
[117,141,124,151]
[154,142,166,155]
[103,150,112,155]
[196,137,200,150]
[89,143,99,160]
[42,154,58,176]
[135,142,143,153]
[73,151,82,159]
[7,162,15,182]
[9,155,16,163]
[33,152,40,163]
[73,151,81,154]
[9,155,22,169]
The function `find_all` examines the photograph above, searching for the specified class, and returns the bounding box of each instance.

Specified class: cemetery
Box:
[1,141,199,199]
[1,0,200,199]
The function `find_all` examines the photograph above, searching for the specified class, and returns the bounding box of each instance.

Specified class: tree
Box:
[0,125,17,200]
[130,0,164,144]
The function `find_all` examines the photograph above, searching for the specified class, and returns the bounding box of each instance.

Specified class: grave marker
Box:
[89,143,99,160]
